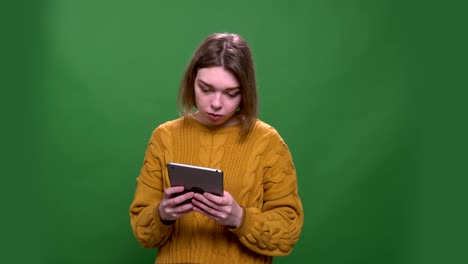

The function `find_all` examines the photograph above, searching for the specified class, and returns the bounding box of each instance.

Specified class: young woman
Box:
[129,33,303,264]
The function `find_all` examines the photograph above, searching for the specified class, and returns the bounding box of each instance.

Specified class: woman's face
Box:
[194,66,242,127]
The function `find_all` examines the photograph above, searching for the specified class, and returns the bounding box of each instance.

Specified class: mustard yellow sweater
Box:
[129,116,303,264]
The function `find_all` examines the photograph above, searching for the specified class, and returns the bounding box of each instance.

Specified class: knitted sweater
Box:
[129,116,303,264]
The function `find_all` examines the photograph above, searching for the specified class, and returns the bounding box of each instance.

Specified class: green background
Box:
[3,0,467,263]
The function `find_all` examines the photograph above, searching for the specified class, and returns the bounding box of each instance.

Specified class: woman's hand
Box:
[192,191,244,228]
[158,186,194,222]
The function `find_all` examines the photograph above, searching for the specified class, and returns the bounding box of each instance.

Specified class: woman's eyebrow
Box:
[198,79,240,90]
[197,79,213,87]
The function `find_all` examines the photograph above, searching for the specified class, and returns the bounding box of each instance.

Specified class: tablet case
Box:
[167,162,224,196]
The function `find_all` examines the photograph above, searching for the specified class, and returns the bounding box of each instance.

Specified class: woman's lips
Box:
[208,113,223,121]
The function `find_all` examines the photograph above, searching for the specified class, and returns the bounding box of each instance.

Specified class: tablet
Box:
[167,162,224,196]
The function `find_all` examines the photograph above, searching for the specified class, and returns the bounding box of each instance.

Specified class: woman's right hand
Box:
[158,186,195,222]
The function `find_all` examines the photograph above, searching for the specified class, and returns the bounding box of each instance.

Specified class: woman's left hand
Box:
[192,191,243,228]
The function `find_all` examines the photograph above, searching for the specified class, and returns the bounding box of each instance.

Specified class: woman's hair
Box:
[178,33,258,136]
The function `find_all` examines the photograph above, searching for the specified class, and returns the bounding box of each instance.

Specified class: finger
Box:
[170,208,193,219]
[171,201,194,213]
[192,197,225,219]
[172,192,195,205]
[202,192,226,205]
[193,193,218,209]
[192,200,220,219]
[164,200,194,219]
[193,206,217,220]
[165,186,185,196]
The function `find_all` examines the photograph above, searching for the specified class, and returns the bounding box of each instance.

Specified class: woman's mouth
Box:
[208,113,223,121]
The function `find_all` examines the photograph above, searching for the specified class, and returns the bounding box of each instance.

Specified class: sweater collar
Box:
[183,115,243,134]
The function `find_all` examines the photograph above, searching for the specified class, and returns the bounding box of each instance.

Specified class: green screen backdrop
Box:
[3,0,467,263]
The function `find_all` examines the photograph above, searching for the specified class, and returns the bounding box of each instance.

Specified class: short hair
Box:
[178,33,258,136]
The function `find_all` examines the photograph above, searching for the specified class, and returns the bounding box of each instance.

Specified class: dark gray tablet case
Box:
[167,162,224,196]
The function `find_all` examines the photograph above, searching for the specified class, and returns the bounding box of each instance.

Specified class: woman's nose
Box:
[211,93,222,110]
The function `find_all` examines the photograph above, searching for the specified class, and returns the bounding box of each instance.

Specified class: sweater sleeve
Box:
[129,128,173,248]
[230,136,304,256]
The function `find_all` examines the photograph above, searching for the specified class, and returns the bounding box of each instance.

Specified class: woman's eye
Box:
[226,91,240,97]
[200,86,211,93]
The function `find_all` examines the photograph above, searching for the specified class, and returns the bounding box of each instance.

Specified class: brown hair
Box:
[178,33,258,136]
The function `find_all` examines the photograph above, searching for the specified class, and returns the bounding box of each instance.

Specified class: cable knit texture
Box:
[129,116,303,264]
